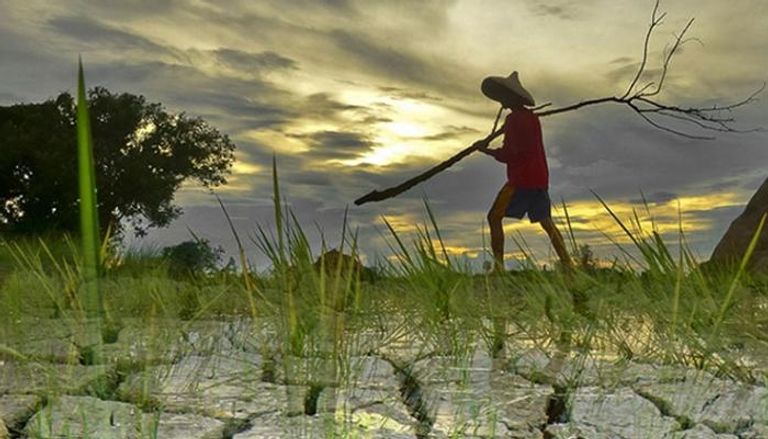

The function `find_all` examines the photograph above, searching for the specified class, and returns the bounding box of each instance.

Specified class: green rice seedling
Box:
[76,59,102,322]
[3,237,80,319]
[215,193,263,313]
[580,194,768,380]
[74,58,108,371]
[251,159,339,417]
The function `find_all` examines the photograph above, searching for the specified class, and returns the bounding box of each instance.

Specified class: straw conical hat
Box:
[481,71,535,107]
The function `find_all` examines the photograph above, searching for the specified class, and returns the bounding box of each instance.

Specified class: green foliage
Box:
[161,239,223,278]
[0,86,235,236]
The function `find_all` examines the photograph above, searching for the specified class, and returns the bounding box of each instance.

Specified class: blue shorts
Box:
[506,187,551,223]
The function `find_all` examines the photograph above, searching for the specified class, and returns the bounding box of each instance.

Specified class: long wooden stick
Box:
[353,98,619,206]
[354,128,504,206]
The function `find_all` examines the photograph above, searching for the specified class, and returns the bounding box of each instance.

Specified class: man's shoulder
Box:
[507,108,537,118]
[506,109,539,127]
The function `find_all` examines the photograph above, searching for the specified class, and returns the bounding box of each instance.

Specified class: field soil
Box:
[2,316,767,438]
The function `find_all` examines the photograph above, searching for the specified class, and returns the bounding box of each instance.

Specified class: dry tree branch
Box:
[622,0,665,100]
[354,1,764,206]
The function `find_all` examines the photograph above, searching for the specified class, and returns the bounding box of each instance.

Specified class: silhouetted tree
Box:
[0,87,235,236]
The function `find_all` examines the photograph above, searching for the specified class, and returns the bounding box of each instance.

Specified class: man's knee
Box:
[539,217,555,233]
[487,210,503,225]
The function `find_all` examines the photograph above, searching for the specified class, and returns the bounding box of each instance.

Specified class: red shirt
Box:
[490,109,549,189]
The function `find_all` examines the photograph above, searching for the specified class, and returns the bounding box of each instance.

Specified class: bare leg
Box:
[540,216,589,322]
[487,185,515,271]
[540,216,572,270]
[489,219,504,270]
[486,185,515,358]
[539,217,573,351]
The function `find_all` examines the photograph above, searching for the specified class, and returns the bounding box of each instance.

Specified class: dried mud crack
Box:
[377,354,435,438]
[633,387,694,430]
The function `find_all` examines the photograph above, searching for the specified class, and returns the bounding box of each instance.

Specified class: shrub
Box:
[161,239,223,278]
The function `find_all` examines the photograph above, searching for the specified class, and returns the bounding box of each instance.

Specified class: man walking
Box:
[474,71,572,272]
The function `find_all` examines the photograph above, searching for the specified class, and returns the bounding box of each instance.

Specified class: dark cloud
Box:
[211,49,298,72]
[401,156,508,208]
[526,1,588,20]
[531,5,573,20]
[544,104,768,204]
[301,93,362,119]
[377,85,442,102]
[83,61,296,130]
[174,91,292,125]
[683,204,745,255]
[48,15,177,58]
[62,0,186,20]
[243,0,355,13]
[329,30,430,83]
[307,131,371,150]
[419,125,480,141]
[701,177,749,192]
[604,61,662,89]
[293,130,376,160]
[610,56,635,65]
[743,175,768,191]
[629,191,679,205]
[305,93,358,111]
[292,93,395,127]
[286,173,336,187]
[327,30,474,100]
[359,114,393,124]
[312,0,353,10]
[0,27,73,102]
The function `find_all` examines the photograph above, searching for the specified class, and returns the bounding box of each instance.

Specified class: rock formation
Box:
[709,177,768,272]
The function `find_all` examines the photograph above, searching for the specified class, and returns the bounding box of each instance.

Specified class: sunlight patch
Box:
[383,121,429,138]
[241,129,309,154]
[343,143,414,166]
[231,160,263,175]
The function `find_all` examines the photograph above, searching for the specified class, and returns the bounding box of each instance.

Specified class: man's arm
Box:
[476,113,522,163]
[475,139,510,163]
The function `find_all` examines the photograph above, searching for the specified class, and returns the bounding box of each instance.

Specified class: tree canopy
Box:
[0,87,235,236]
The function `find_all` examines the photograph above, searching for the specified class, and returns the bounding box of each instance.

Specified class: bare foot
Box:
[483,260,505,275]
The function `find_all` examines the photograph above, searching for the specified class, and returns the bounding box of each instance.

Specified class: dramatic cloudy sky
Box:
[1,0,766,270]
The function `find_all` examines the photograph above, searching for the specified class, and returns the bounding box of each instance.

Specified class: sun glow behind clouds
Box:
[350,142,414,167]
[335,91,481,166]
[384,121,429,138]
[242,129,309,155]
[232,161,262,175]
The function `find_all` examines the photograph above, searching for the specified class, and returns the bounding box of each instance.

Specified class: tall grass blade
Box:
[423,197,451,268]
[671,202,684,330]
[215,193,261,315]
[76,58,103,322]
[560,199,579,255]
[712,213,767,336]
[592,190,639,249]
[592,190,660,270]
[272,155,286,267]
[382,216,415,272]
